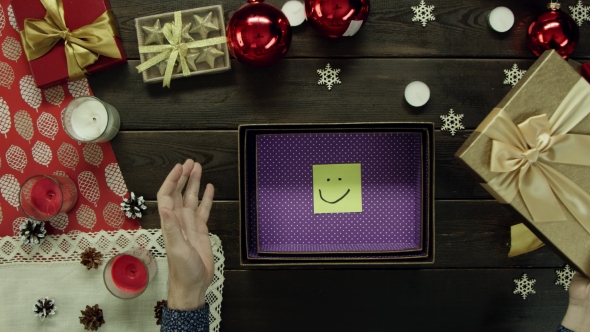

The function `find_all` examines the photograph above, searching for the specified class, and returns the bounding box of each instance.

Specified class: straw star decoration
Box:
[142,19,165,45]
[513,273,536,299]
[190,12,220,39]
[196,46,224,68]
[555,264,576,291]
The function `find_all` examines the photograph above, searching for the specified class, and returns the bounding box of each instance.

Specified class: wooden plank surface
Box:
[111,0,590,59]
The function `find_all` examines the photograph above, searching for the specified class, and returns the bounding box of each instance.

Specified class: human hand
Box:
[157,159,215,310]
[561,272,590,332]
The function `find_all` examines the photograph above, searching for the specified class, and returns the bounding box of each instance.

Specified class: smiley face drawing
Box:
[312,163,362,214]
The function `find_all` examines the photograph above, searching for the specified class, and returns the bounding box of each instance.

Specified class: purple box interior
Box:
[254,132,423,254]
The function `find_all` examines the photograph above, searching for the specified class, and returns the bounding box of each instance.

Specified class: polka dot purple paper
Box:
[254,132,424,254]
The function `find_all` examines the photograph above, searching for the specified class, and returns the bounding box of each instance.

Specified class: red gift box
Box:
[11,0,127,89]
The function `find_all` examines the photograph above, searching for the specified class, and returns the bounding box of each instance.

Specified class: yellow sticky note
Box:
[313,163,362,214]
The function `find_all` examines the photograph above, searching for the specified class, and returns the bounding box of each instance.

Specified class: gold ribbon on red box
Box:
[20,0,122,80]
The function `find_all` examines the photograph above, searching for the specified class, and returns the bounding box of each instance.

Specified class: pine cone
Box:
[20,219,46,245]
[79,304,105,331]
[154,299,167,325]
[33,297,57,320]
[120,192,147,219]
[80,247,103,270]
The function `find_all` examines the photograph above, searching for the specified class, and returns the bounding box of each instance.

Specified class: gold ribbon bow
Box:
[20,0,122,80]
[136,11,227,88]
[478,79,590,256]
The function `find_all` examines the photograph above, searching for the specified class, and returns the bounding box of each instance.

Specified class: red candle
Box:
[30,177,62,217]
[110,255,148,293]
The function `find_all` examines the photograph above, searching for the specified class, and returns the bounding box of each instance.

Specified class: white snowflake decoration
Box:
[569,0,589,26]
[411,0,435,27]
[317,63,341,91]
[504,64,526,88]
[555,264,576,291]
[513,273,536,300]
[440,109,464,136]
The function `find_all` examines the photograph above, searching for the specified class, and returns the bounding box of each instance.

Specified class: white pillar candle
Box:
[63,96,120,143]
[282,1,306,27]
[489,7,514,33]
[404,81,430,107]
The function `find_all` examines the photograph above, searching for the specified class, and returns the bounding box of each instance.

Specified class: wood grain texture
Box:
[111,130,491,201]
[219,269,568,331]
[139,200,565,270]
[90,58,536,130]
[111,0,590,59]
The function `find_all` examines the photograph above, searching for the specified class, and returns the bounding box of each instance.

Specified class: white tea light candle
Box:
[489,7,514,33]
[404,81,430,107]
[282,1,306,27]
[62,96,120,143]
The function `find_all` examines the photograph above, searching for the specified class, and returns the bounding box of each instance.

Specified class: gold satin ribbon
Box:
[477,78,590,256]
[508,223,544,257]
[20,0,122,80]
[136,11,227,88]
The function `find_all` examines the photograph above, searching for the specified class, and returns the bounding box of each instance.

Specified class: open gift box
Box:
[456,50,590,277]
[238,123,435,267]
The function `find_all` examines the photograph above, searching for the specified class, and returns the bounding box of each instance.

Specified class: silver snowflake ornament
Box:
[504,64,526,88]
[411,0,435,27]
[569,0,590,26]
[440,109,464,136]
[513,273,536,300]
[317,63,341,91]
[555,264,576,291]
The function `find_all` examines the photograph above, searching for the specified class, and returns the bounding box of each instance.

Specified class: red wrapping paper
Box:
[0,0,139,236]
[10,0,127,89]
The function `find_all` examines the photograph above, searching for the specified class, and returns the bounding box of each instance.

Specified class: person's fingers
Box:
[196,184,214,226]
[184,163,202,210]
[157,163,183,201]
[173,160,194,209]
[159,207,187,254]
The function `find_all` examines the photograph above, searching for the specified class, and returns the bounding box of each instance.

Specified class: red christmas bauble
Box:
[526,3,579,58]
[226,0,292,67]
[305,0,370,38]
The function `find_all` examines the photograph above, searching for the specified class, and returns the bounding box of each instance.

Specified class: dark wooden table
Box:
[91,0,586,330]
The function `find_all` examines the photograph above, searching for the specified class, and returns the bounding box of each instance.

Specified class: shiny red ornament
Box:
[226,0,292,67]
[526,3,579,59]
[305,0,370,38]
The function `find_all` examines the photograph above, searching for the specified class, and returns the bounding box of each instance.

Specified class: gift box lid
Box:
[455,50,590,277]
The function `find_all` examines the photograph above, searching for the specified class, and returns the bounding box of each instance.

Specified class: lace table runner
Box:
[0,229,224,331]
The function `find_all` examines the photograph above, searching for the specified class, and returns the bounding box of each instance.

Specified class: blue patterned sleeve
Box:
[160,303,209,332]
[557,325,573,332]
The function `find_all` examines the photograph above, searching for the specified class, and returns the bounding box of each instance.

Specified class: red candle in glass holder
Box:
[111,255,148,293]
[30,178,62,217]
[20,175,78,221]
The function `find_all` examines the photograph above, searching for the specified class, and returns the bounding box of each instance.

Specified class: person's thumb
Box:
[160,208,185,248]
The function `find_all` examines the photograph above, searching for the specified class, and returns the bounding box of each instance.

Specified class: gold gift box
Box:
[134,5,231,84]
[456,50,590,277]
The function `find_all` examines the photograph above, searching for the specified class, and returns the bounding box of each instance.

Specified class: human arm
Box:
[157,160,215,331]
[560,273,590,332]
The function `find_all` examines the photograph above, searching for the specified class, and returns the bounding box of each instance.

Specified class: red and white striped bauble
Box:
[49,213,68,231]
[37,112,59,140]
[78,171,100,206]
[5,145,27,173]
[44,85,65,107]
[0,174,19,209]
[0,61,14,89]
[83,143,103,167]
[32,141,52,167]
[14,110,34,143]
[57,142,79,170]
[0,4,5,36]
[76,204,97,229]
[20,75,42,111]
[12,217,27,236]
[103,202,125,229]
[0,96,10,138]
[67,79,90,98]
[1,36,21,61]
[105,163,128,197]
[7,5,17,31]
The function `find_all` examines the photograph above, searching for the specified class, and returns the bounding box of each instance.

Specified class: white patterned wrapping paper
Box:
[0,229,224,331]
